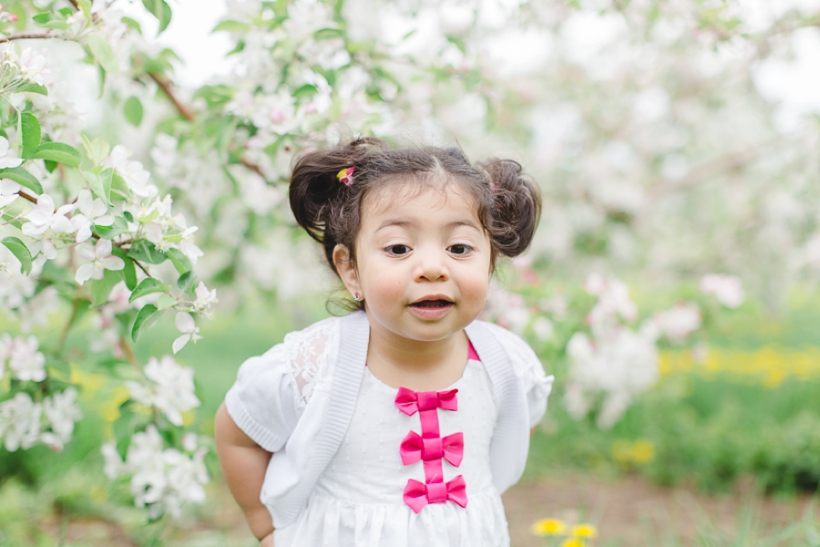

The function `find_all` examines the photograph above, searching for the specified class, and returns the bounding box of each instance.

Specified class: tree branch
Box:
[148,72,195,121]
[0,32,64,44]
[147,72,273,181]
[18,190,38,204]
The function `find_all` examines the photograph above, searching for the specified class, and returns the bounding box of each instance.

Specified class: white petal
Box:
[76,243,96,260]
[175,312,195,334]
[94,239,113,259]
[75,263,94,284]
[100,256,124,271]
[172,334,190,354]
[95,214,114,226]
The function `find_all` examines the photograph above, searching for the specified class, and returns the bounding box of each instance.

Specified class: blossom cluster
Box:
[102,426,209,519]
[125,355,200,427]
[0,388,82,452]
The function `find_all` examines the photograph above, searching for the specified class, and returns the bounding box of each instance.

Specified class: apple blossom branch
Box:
[146,72,269,180]
[0,32,68,44]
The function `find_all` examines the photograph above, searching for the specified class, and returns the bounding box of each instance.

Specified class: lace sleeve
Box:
[284,316,341,409]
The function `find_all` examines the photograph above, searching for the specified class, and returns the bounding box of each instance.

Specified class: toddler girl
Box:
[215,137,554,547]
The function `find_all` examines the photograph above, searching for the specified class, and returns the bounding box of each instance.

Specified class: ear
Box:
[332,244,360,298]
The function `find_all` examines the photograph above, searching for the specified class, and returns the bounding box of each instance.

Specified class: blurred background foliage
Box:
[1,0,820,544]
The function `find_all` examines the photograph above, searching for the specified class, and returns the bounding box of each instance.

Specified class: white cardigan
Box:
[225,311,554,529]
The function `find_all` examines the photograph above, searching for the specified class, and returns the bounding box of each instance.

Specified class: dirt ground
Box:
[503,474,819,546]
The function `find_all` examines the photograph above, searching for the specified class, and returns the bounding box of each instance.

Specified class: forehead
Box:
[361,177,480,224]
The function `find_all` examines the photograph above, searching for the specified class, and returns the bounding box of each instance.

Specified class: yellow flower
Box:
[631,439,655,465]
[571,523,598,538]
[560,538,585,547]
[530,518,567,536]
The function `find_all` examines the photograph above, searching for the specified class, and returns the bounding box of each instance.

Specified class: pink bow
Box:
[395,387,458,416]
[400,431,464,467]
[403,476,468,514]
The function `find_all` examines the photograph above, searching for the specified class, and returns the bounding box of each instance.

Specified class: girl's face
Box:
[336,180,492,344]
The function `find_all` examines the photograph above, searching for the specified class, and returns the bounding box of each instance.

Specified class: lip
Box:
[407,294,455,320]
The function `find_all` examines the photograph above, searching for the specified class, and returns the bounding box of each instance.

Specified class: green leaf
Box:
[212,20,249,33]
[79,134,110,165]
[314,28,344,40]
[121,16,142,34]
[32,13,51,24]
[127,240,167,265]
[20,113,41,159]
[292,84,318,100]
[156,293,176,310]
[112,247,136,290]
[32,142,81,167]
[110,173,130,201]
[113,409,134,459]
[76,0,92,21]
[0,167,42,194]
[1,237,32,275]
[176,270,197,294]
[129,278,169,303]
[87,268,123,307]
[165,248,192,274]
[85,167,113,206]
[16,82,47,95]
[131,304,162,342]
[123,96,144,126]
[88,34,119,77]
[95,216,127,240]
[142,0,172,33]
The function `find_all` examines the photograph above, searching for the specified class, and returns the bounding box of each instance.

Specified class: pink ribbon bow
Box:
[395,387,458,415]
[403,476,468,514]
[400,431,464,467]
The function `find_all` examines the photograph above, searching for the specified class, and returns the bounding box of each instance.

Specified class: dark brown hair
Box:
[289,137,541,307]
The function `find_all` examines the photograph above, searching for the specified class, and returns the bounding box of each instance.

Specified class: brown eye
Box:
[386,245,410,256]
[448,244,473,255]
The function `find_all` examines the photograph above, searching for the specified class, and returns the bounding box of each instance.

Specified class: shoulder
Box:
[470,319,540,367]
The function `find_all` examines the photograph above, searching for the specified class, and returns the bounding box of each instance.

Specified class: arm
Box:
[215,402,275,544]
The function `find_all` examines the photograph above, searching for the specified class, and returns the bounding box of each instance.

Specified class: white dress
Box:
[274,355,511,547]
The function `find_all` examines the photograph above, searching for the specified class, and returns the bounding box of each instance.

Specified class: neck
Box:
[364,315,469,390]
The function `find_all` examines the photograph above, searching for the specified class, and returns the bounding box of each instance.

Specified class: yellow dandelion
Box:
[560,538,585,547]
[571,523,598,538]
[530,518,567,536]
[631,439,655,465]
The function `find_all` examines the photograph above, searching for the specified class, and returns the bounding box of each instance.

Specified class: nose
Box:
[414,246,449,282]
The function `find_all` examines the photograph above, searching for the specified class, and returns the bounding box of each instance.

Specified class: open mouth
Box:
[409,298,453,309]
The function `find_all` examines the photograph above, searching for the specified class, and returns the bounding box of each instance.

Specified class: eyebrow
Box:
[376,219,481,232]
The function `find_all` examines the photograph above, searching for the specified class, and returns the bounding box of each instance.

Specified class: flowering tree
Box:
[0,0,818,521]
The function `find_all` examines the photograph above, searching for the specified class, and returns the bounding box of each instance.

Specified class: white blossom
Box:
[172,312,201,354]
[700,274,745,308]
[0,392,42,451]
[8,335,46,382]
[0,178,21,207]
[0,136,23,169]
[649,301,701,343]
[16,48,53,86]
[75,238,125,284]
[125,355,200,426]
[109,145,157,198]
[105,425,209,517]
[40,387,82,451]
[72,189,114,243]
[192,281,217,318]
[21,194,75,259]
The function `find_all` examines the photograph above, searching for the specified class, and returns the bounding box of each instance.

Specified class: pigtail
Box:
[289,137,386,270]
[480,158,541,258]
